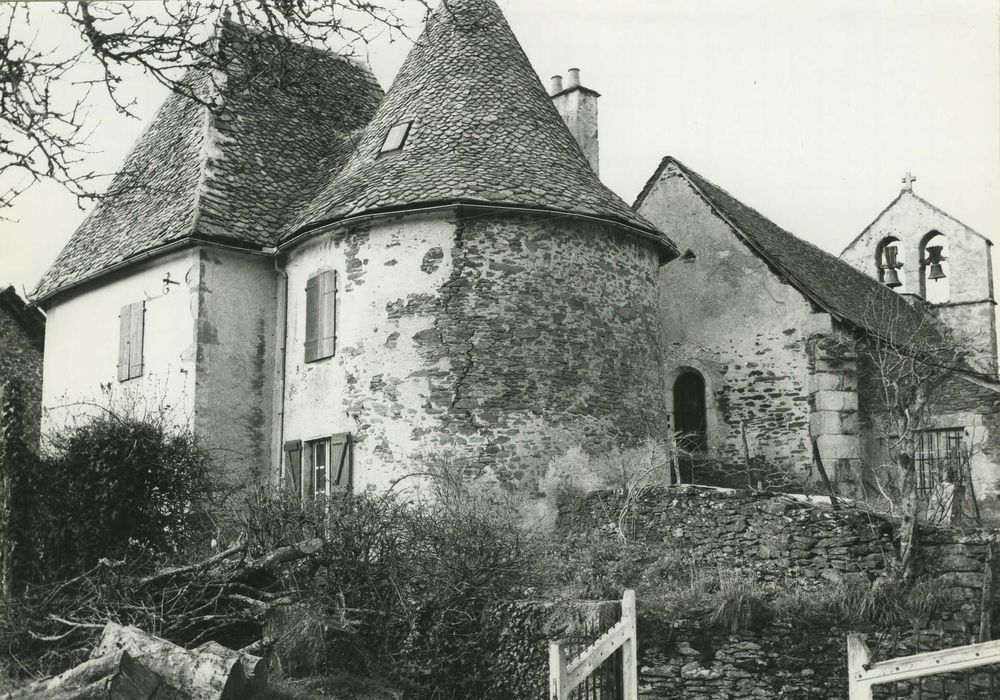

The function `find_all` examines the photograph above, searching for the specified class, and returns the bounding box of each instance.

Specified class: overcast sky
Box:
[2,0,998,298]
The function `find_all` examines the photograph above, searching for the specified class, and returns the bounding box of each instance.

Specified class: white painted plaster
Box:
[280,212,455,491]
[40,248,200,438]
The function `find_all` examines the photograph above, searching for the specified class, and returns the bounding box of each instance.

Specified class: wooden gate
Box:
[549,590,638,700]
[848,633,1000,699]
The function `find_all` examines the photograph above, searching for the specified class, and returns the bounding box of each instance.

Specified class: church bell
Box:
[882,247,902,288]
[925,245,947,280]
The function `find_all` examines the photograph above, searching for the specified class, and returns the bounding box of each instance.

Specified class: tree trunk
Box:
[899,490,921,582]
[109,652,186,699]
[1,653,121,699]
[91,623,264,700]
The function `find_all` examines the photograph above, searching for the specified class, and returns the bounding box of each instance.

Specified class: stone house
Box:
[32,0,677,493]
[31,0,999,510]
[636,157,1000,517]
[0,286,46,444]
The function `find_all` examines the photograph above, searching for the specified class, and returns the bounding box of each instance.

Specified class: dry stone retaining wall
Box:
[557,485,1000,699]
[560,485,896,588]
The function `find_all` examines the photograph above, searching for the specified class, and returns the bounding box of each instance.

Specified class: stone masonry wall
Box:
[639,160,836,479]
[809,331,862,483]
[281,209,665,490]
[561,485,894,587]
[559,485,1000,699]
[398,209,666,487]
[0,303,43,444]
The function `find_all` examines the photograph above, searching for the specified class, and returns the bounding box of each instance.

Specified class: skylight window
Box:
[380,122,412,154]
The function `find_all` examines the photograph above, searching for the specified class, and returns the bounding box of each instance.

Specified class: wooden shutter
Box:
[283,440,302,496]
[318,271,337,359]
[330,432,352,492]
[128,301,145,379]
[304,275,320,362]
[118,301,144,381]
[118,304,132,381]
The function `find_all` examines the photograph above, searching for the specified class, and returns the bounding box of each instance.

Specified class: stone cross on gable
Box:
[902,172,917,192]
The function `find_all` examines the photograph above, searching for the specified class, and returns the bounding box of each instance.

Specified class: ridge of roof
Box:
[32,25,383,304]
[652,156,946,348]
[286,0,675,258]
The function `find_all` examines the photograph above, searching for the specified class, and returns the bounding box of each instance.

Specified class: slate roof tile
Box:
[33,24,383,302]
[285,0,676,259]
[641,156,948,349]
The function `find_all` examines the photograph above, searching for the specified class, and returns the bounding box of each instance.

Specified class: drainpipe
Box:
[269,251,289,486]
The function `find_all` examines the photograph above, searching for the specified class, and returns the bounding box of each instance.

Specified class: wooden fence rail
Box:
[549,590,638,700]
[848,633,1000,699]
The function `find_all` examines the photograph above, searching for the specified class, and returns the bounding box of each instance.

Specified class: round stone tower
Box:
[277,0,677,489]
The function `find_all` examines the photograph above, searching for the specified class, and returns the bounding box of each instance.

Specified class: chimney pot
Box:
[550,67,599,175]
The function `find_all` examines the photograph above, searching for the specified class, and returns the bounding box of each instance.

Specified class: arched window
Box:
[674,369,708,452]
[876,237,904,291]
[920,231,950,303]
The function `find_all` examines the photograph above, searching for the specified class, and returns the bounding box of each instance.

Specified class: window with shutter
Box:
[117,301,145,381]
[305,270,336,362]
[300,433,352,500]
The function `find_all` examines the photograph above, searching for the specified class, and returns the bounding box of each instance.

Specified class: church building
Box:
[31,0,1000,516]
[638,158,1000,518]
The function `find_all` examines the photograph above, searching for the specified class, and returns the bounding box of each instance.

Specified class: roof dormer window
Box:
[380,121,412,154]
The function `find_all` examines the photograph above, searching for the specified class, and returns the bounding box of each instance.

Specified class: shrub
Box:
[15,410,215,584]
[220,474,542,699]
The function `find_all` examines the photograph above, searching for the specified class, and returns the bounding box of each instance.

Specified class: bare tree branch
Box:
[1,0,429,211]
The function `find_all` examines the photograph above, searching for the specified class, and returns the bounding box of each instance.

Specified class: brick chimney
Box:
[549,68,600,175]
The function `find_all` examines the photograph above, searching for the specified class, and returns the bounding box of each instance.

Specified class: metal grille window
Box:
[914,428,966,498]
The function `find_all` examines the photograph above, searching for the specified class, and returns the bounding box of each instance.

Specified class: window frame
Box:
[379,121,412,154]
[117,300,146,382]
[293,432,353,500]
[304,269,337,363]
[914,427,966,499]
[308,438,330,498]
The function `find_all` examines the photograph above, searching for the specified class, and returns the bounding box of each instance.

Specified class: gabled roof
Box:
[636,156,945,348]
[840,188,993,257]
[1,285,45,349]
[32,22,383,304]
[284,0,675,258]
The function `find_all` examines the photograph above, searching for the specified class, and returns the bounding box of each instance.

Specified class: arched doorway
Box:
[673,369,708,452]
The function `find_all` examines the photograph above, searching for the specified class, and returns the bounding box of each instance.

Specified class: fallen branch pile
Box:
[10,537,329,678]
[4,622,265,699]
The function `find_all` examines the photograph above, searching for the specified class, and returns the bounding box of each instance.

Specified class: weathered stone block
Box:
[812,390,858,412]
[809,410,842,436]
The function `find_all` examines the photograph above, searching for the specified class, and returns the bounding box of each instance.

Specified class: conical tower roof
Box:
[286,0,675,257]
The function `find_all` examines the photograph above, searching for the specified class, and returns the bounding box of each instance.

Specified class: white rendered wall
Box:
[280,212,455,492]
[41,249,200,438]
